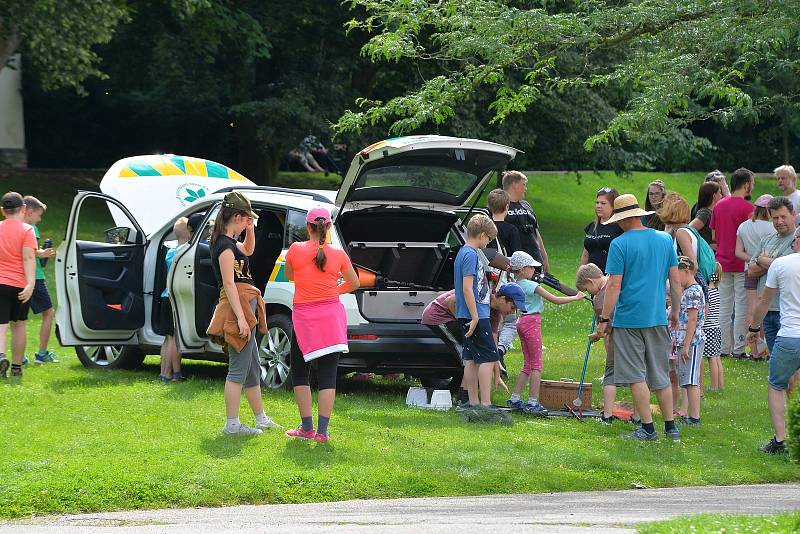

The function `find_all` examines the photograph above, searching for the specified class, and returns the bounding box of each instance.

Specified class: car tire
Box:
[75,345,145,369]
[259,312,294,390]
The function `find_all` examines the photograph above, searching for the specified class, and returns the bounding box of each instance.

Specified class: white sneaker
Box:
[223,423,263,436]
[256,417,284,431]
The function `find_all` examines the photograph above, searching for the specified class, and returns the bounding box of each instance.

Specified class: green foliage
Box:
[337,0,800,165]
[789,392,800,463]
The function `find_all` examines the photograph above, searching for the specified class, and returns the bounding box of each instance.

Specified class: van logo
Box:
[176,183,208,205]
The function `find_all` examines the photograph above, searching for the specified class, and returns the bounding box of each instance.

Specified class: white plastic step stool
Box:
[405,387,453,410]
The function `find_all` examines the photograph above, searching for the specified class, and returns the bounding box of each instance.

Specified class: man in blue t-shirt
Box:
[599,194,681,442]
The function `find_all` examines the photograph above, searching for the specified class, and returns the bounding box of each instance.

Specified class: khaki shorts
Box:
[612,326,671,391]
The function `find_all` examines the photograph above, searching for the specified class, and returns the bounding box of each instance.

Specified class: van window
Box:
[285,210,309,246]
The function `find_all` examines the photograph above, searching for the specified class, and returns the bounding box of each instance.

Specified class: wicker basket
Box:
[539,379,592,410]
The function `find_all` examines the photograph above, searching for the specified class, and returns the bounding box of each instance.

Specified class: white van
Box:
[55,136,520,389]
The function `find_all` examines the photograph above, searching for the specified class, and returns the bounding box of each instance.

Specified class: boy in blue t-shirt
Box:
[454,214,500,410]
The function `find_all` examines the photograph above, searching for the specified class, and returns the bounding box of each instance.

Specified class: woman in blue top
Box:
[158,217,190,383]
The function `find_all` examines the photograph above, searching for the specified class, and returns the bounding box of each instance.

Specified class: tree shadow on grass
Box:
[200,432,259,458]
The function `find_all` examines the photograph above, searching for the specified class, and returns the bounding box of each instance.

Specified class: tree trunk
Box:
[0,22,20,73]
[236,117,269,184]
[783,120,790,164]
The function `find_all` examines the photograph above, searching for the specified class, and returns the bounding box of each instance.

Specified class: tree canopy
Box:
[336,0,800,163]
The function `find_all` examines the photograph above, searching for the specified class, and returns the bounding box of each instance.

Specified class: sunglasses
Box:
[597,187,614,194]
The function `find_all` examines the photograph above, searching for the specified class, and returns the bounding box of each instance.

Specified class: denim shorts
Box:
[768,336,800,391]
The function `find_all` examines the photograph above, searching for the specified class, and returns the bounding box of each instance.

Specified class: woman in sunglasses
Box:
[580,187,623,273]
[644,180,667,231]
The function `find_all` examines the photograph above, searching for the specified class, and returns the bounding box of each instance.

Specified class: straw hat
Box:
[605,194,654,224]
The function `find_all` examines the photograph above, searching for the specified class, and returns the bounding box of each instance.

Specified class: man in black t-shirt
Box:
[502,171,549,271]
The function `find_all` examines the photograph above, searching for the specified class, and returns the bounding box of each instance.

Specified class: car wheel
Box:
[259,313,293,390]
[75,345,145,369]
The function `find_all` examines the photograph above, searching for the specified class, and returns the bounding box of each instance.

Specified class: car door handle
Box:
[403,302,425,307]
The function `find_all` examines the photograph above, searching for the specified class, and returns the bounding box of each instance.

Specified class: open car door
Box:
[55,192,147,345]
[168,208,219,352]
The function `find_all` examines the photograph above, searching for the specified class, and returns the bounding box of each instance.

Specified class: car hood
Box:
[336,135,519,211]
[100,155,255,235]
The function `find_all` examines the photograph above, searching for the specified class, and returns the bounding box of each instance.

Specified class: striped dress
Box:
[702,276,722,358]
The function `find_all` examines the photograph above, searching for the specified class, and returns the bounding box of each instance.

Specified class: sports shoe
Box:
[679,416,700,427]
[286,426,317,440]
[10,366,22,378]
[665,427,681,442]
[35,351,60,364]
[522,400,549,417]
[313,432,330,443]
[621,427,658,441]
[256,417,284,431]
[158,375,172,384]
[0,356,9,379]
[760,437,787,454]
[21,355,29,366]
[171,371,185,382]
[506,398,526,411]
[599,414,616,425]
[223,423,262,437]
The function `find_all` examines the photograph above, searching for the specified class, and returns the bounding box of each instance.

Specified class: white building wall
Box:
[0,53,27,167]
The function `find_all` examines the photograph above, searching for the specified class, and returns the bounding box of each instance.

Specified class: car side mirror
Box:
[104,226,131,244]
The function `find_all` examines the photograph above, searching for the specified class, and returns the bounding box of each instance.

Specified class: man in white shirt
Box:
[774,165,800,222]
[748,225,800,454]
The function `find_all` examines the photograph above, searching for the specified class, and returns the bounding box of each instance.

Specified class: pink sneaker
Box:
[285,426,316,440]
[313,433,329,443]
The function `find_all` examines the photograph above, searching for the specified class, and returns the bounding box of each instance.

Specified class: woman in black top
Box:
[580,187,623,273]
[211,192,280,437]
[689,181,721,249]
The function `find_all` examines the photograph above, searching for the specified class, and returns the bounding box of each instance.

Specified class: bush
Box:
[789,391,800,463]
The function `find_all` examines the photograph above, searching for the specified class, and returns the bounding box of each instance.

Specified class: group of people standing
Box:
[0,192,60,380]
[207,192,358,442]
[578,166,800,452]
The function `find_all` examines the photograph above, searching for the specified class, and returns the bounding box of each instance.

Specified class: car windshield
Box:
[353,165,478,201]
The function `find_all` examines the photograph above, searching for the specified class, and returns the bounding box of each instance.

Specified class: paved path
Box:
[2,483,799,533]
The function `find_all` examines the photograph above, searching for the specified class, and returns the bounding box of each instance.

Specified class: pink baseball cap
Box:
[306,206,332,224]
[754,194,773,208]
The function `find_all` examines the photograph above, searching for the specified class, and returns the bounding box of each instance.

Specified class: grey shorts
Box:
[612,326,671,391]
[602,365,615,386]
[676,343,703,387]
[226,301,261,388]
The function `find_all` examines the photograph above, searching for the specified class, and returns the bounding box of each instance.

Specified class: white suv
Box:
[55,136,519,389]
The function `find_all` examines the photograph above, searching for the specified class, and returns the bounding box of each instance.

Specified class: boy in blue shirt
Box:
[455,214,503,413]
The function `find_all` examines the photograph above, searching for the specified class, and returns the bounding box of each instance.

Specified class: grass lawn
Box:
[639,510,800,533]
[0,169,798,519]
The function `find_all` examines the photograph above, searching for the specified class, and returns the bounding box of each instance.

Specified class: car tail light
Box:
[349,334,379,340]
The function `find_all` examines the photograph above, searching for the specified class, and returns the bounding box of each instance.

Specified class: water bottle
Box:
[41,238,52,267]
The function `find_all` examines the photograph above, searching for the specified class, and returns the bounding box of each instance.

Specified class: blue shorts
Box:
[30,279,53,314]
[459,318,498,364]
[768,336,800,391]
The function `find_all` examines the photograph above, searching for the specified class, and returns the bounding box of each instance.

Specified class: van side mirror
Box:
[104,226,131,244]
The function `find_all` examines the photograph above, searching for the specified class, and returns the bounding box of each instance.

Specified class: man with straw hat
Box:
[598,193,683,442]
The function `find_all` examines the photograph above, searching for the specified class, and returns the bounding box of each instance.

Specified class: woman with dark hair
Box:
[690,181,722,249]
[643,180,667,231]
[207,192,281,436]
[284,206,359,443]
[579,187,623,273]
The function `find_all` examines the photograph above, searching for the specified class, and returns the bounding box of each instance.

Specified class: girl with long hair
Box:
[209,193,281,436]
[644,180,667,231]
[579,187,622,273]
[689,181,722,248]
[284,206,359,442]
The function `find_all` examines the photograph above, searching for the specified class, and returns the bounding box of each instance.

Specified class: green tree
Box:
[336,0,800,161]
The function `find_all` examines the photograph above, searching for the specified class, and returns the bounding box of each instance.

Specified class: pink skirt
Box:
[292,299,348,362]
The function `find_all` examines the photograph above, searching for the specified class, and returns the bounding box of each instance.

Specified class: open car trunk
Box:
[336,207,460,323]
